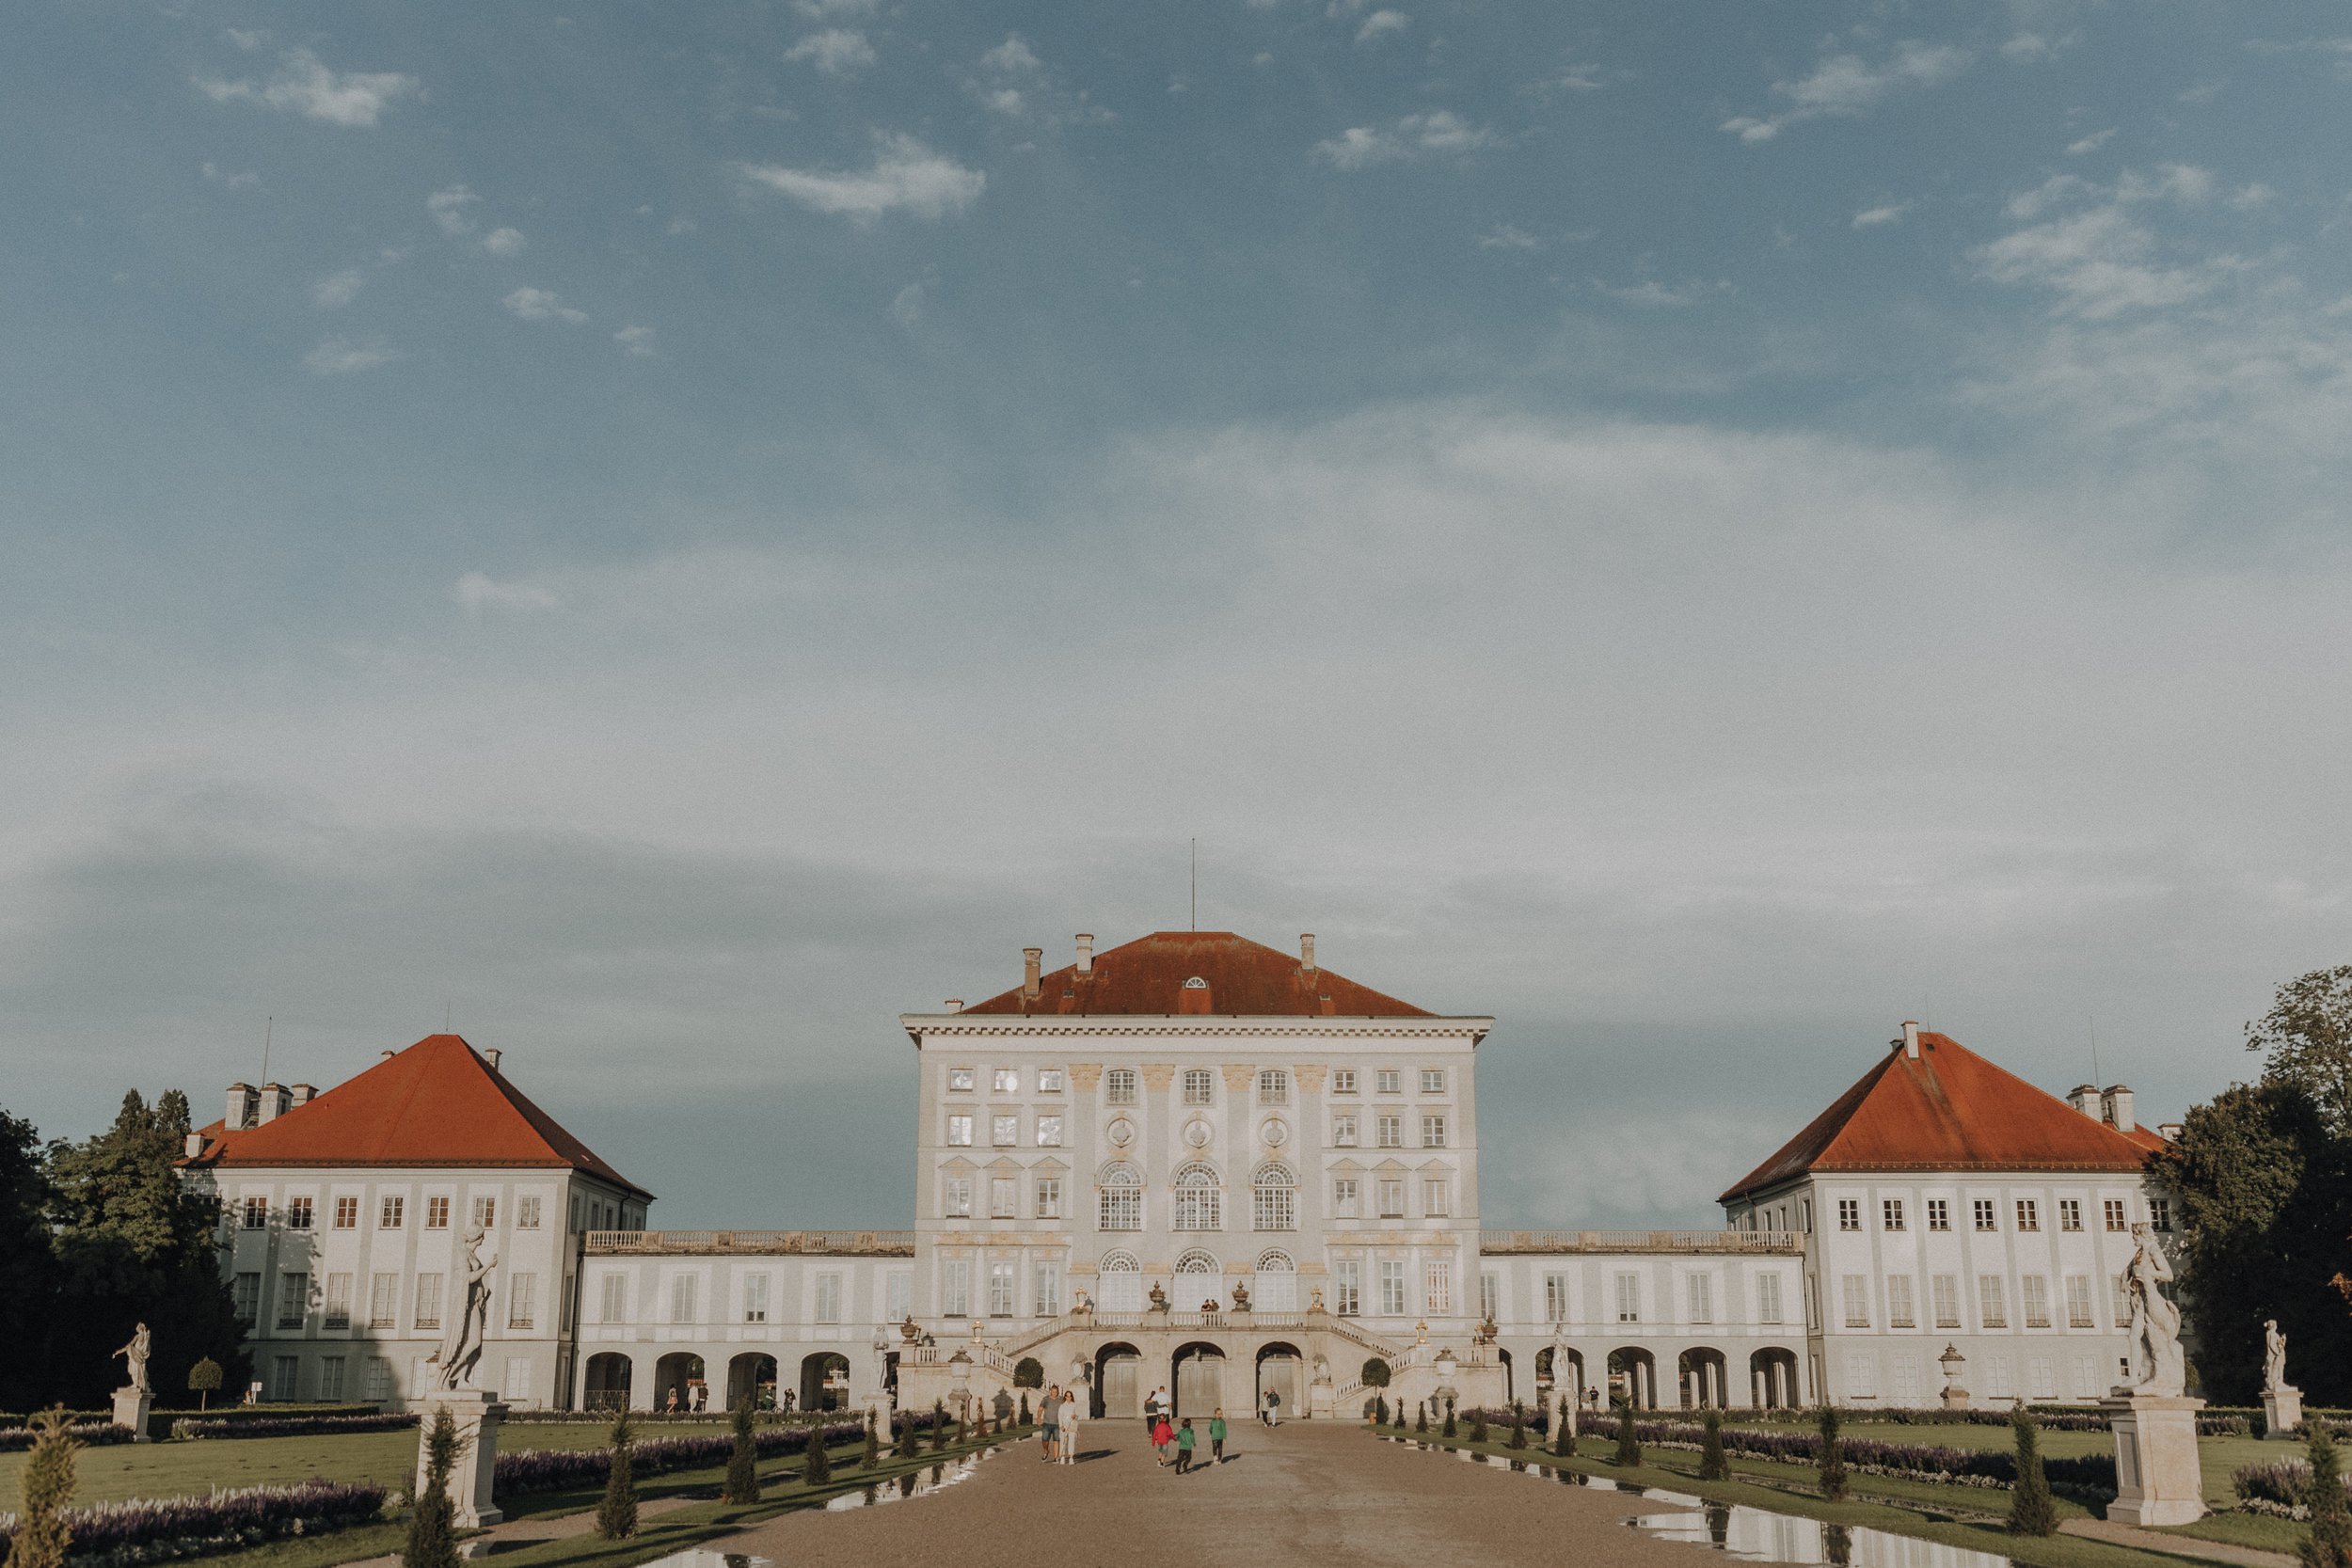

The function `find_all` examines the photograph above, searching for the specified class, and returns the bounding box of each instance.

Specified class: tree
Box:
[595,1410,637,1540]
[1554,1399,1574,1458]
[13,1409,81,1568]
[723,1400,759,1505]
[1508,1401,1527,1450]
[1467,1403,1486,1443]
[1415,1401,1427,1433]
[188,1356,223,1410]
[1817,1406,1848,1501]
[802,1421,832,1485]
[2007,1407,2056,1536]
[930,1401,947,1452]
[861,1411,881,1468]
[2304,1426,2352,1568]
[1360,1357,1391,1388]
[1700,1410,1729,1481]
[406,1408,464,1568]
[1012,1357,1042,1388]
[895,1409,917,1458]
[0,1112,53,1415]
[2248,966,2352,1136]
[1613,1401,1641,1466]
[1373,1394,1388,1427]
[1017,1391,1031,1428]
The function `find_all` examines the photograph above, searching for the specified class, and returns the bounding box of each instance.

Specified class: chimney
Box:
[290,1084,316,1106]
[2102,1085,2136,1132]
[1022,947,1043,1001]
[183,1131,205,1159]
[1075,934,1095,974]
[226,1083,255,1129]
[944,999,963,1013]
[380,1049,396,1060]
[1900,1021,1920,1059]
[483,1049,501,1072]
[2157,1121,2183,1142]
[256,1083,291,1124]
[1300,933,1316,974]
[2068,1084,2102,1118]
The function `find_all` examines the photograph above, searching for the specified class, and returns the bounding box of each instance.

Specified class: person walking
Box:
[1209,1407,1227,1464]
[1143,1385,1164,1437]
[1058,1387,1082,1465]
[1262,1388,1280,1428]
[1040,1386,1060,1463]
[1152,1411,1174,1466]
[1175,1417,1197,1475]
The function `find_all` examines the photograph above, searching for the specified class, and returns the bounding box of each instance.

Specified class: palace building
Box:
[180,929,2174,1420]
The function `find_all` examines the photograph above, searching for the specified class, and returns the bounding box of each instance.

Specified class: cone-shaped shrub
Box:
[723,1401,759,1505]
[1613,1400,1641,1466]
[954,1412,967,1448]
[1374,1395,1389,1427]
[14,1408,83,1568]
[861,1412,881,1469]
[1508,1401,1527,1449]
[1554,1399,1574,1457]
[930,1402,947,1453]
[1817,1406,1848,1501]
[2304,1426,2352,1568]
[1018,1392,1031,1429]
[596,1410,638,1540]
[975,1404,990,1439]
[2006,1406,2055,1536]
[1700,1409,1729,1481]
[1468,1404,1486,1443]
[1416,1402,1428,1433]
[802,1420,832,1485]
[896,1411,918,1458]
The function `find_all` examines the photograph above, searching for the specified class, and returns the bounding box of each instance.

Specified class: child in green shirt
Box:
[1208,1409,1228,1463]
[1175,1417,1198,1474]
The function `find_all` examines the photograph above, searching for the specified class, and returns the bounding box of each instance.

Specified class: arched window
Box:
[1104,1068,1137,1106]
[1174,1249,1221,1299]
[1098,1249,1142,1312]
[1098,1162,1143,1232]
[1252,1164,1296,1232]
[1172,1163,1222,1231]
[1256,1249,1298,1313]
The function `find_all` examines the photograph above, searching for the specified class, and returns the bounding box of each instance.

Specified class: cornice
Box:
[903,1015,1492,1042]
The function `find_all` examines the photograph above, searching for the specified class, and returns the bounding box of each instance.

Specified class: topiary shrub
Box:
[1700,1409,1729,1481]
[1415,1402,1428,1433]
[1374,1395,1389,1427]
[723,1400,759,1505]
[2007,1406,2056,1536]
[861,1412,880,1469]
[1613,1400,1641,1466]
[930,1401,947,1453]
[2306,1426,2352,1568]
[595,1410,638,1539]
[802,1420,832,1485]
[1362,1357,1391,1389]
[1508,1401,1527,1450]
[1554,1399,1575,1457]
[13,1409,82,1568]
[895,1411,917,1459]
[1817,1405,1848,1501]
[1468,1404,1486,1444]
[187,1358,224,1413]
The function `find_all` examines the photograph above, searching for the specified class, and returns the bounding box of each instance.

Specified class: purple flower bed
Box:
[2234,1459,2352,1510]
[0,1424,135,1455]
[494,1417,884,1496]
[169,1414,417,1441]
[0,1477,386,1564]
[1588,1417,2117,1495]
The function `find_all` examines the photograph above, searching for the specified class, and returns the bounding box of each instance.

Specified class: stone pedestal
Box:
[416,1390,507,1528]
[111,1386,152,1442]
[2103,1393,2206,1527]
[2261,1386,2304,1440]
[1939,1385,1970,1411]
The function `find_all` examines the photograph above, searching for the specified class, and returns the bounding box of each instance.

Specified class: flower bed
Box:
[169,1414,418,1441]
[2233,1458,2352,1517]
[0,1478,385,1565]
[0,1423,135,1454]
[494,1416,897,1495]
[500,1408,835,1427]
[1579,1417,2118,1497]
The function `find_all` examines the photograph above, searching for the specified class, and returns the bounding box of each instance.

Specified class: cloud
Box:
[965,34,1112,126]
[738,135,986,222]
[428,186,481,237]
[1973,166,2240,321]
[1355,9,1408,44]
[888,282,927,329]
[1312,111,1497,170]
[1478,224,1541,250]
[1723,40,1971,141]
[2000,32,2076,64]
[1592,277,1734,308]
[2066,128,2115,156]
[613,325,658,357]
[502,287,589,325]
[302,337,400,375]
[194,48,419,128]
[310,268,365,308]
[1851,201,1913,229]
[482,227,527,257]
[791,0,874,15]
[2225,183,2276,211]
[200,162,260,190]
[978,35,1041,74]
[453,571,559,612]
[785,28,877,75]
[2178,81,2224,104]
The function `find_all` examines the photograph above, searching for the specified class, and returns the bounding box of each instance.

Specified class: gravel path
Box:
[709,1424,1708,1568]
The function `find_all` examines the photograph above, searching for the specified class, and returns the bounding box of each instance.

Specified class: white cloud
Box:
[1851,201,1913,229]
[2179,81,2224,104]
[738,135,986,222]
[310,268,365,308]
[428,185,481,237]
[1592,277,1734,308]
[201,162,260,190]
[613,325,658,357]
[195,48,419,128]
[1478,224,1541,250]
[1355,9,1408,44]
[502,286,589,325]
[1972,166,2240,320]
[2225,182,2277,211]
[2000,32,2076,64]
[966,35,1111,126]
[791,0,874,15]
[482,227,527,257]
[223,27,267,51]
[303,337,401,375]
[1723,40,1971,142]
[888,282,926,329]
[2066,128,2115,156]
[453,572,559,613]
[979,35,1041,74]
[785,28,877,75]
[1313,111,1497,170]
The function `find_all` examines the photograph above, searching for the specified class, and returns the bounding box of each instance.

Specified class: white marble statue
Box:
[2124,1223,2185,1397]
[113,1322,152,1395]
[427,1227,498,1392]
[2263,1319,2290,1394]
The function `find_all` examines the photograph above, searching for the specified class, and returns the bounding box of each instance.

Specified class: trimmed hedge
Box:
[494,1413,940,1497]
[169,1414,417,1441]
[1598,1417,2119,1497]
[0,1478,385,1565]
[0,1424,135,1455]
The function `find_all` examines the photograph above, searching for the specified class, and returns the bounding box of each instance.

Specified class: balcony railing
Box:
[585,1229,916,1257]
[1478,1228,1804,1255]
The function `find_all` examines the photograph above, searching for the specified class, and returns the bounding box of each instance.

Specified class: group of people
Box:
[1036,1385,1085,1465]
[1033,1382,1286,1474]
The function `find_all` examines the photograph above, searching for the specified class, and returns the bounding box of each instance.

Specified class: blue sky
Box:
[6,0,2352,1228]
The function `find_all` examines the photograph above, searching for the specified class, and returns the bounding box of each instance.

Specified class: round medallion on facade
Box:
[1183,1117,1214,1149]
[1106,1117,1136,1148]
[1260,1117,1290,1148]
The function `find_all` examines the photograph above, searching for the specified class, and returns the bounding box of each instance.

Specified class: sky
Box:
[5,0,2351,1231]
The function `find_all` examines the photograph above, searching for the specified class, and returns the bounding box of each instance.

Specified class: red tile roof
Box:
[183,1034,650,1197]
[957,931,1433,1018]
[1719,1029,2160,1203]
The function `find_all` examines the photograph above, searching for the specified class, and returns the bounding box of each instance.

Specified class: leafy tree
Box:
[1700,1409,1729,1481]
[1012,1358,1042,1388]
[1360,1356,1391,1388]
[1817,1406,1848,1500]
[723,1400,759,1505]
[2007,1407,2057,1536]
[1613,1401,1641,1466]
[406,1408,463,1568]
[802,1421,832,1485]
[0,1112,53,1415]
[13,1409,81,1568]
[2248,966,2352,1136]
[188,1356,223,1410]
[2305,1426,2352,1568]
[595,1410,637,1539]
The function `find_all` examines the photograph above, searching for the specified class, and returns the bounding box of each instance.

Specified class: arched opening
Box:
[1174,1248,1222,1313]
[1536,1347,1587,1411]
[1098,1249,1143,1313]
[1607,1347,1657,1410]
[1678,1347,1729,1408]
[583,1353,633,1412]
[1254,1249,1297,1314]
[726,1353,777,1411]
[800,1351,850,1412]
[1255,1340,1302,1420]
[1172,1340,1228,1420]
[1749,1347,1800,1409]
[1013,1356,1044,1388]
[1094,1341,1143,1419]
[1498,1346,1515,1404]
[652,1352,704,1414]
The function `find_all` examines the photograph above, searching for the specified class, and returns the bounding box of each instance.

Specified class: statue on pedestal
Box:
[427,1228,498,1392]
[113,1323,152,1395]
[2263,1320,2289,1394]
[2123,1224,2185,1397]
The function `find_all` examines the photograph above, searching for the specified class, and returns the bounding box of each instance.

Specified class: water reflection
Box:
[636,1554,771,1568]
[820,1453,986,1511]
[1629,1505,2017,1568]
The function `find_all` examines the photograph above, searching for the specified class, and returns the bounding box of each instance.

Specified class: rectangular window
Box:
[1183,1069,1215,1104]
[1886,1275,1915,1329]
[1333,1178,1359,1217]
[1987,1357,2012,1401]
[1376,1114,1402,1148]
[380,1195,405,1229]
[994,1069,1018,1093]
[1256,1179,1295,1231]
[1545,1272,1570,1323]
[470,1196,496,1230]
[1035,1177,1063,1219]
[507,1272,536,1330]
[1377,1179,1405,1218]
[1758,1273,1784,1324]
[1804,1274,1820,1331]
[1480,1273,1500,1321]
[333,1196,358,1229]
[517,1196,540,1228]
[670,1274,697,1323]
[1421,1178,1449,1218]
[1375,1069,1401,1094]
[1927,1198,1950,1232]
[2058,1198,2083,1232]
[944,1178,973,1218]
[946,1114,974,1147]
[1332,1069,1357,1094]
[816,1272,842,1323]
[1837,1198,1861,1231]
[1258,1069,1290,1105]
[2151,1198,2171,1232]
[370,1272,399,1328]
[1614,1272,1640,1323]
[364,1357,392,1402]
[1422,1114,1447,1148]
[744,1274,770,1323]
[992,1115,1018,1148]
[1841,1274,1869,1329]
[310,1354,342,1401]
[1845,1351,1878,1400]
[600,1274,628,1323]
[1336,1259,1362,1316]
[2028,1355,2055,1400]
[1379,1260,1406,1316]
[1099,1182,1139,1231]
[1931,1274,1960,1329]
[944,1259,970,1317]
[1972,1198,1997,1231]
[991,1177,1017,1218]
[2104,1198,2128,1232]
[323,1273,352,1330]
[2066,1274,2094,1328]
[988,1261,1015,1317]
[1035,1262,1061,1317]
[886,1273,912,1321]
[415,1273,444,1331]
[1036,1114,1064,1148]
[1883,1198,1906,1231]
[948,1067,975,1091]
[2015,1199,2040,1232]
[1039,1069,1065,1093]
[1420,1069,1446,1094]
[243,1196,268,1229]
[1332,1114,1359,1147]
[426,1196,450,1229]
[2022,1274,2051,1328]
[1978,1274,2007,1329]
[1104,1069,1137,1105]
[272,1354,299,1402]
[287,1196,313,1230]
[278,1271,309,1329]
[1687,1274,1713,1323]
[1424,1259,1453,1314]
